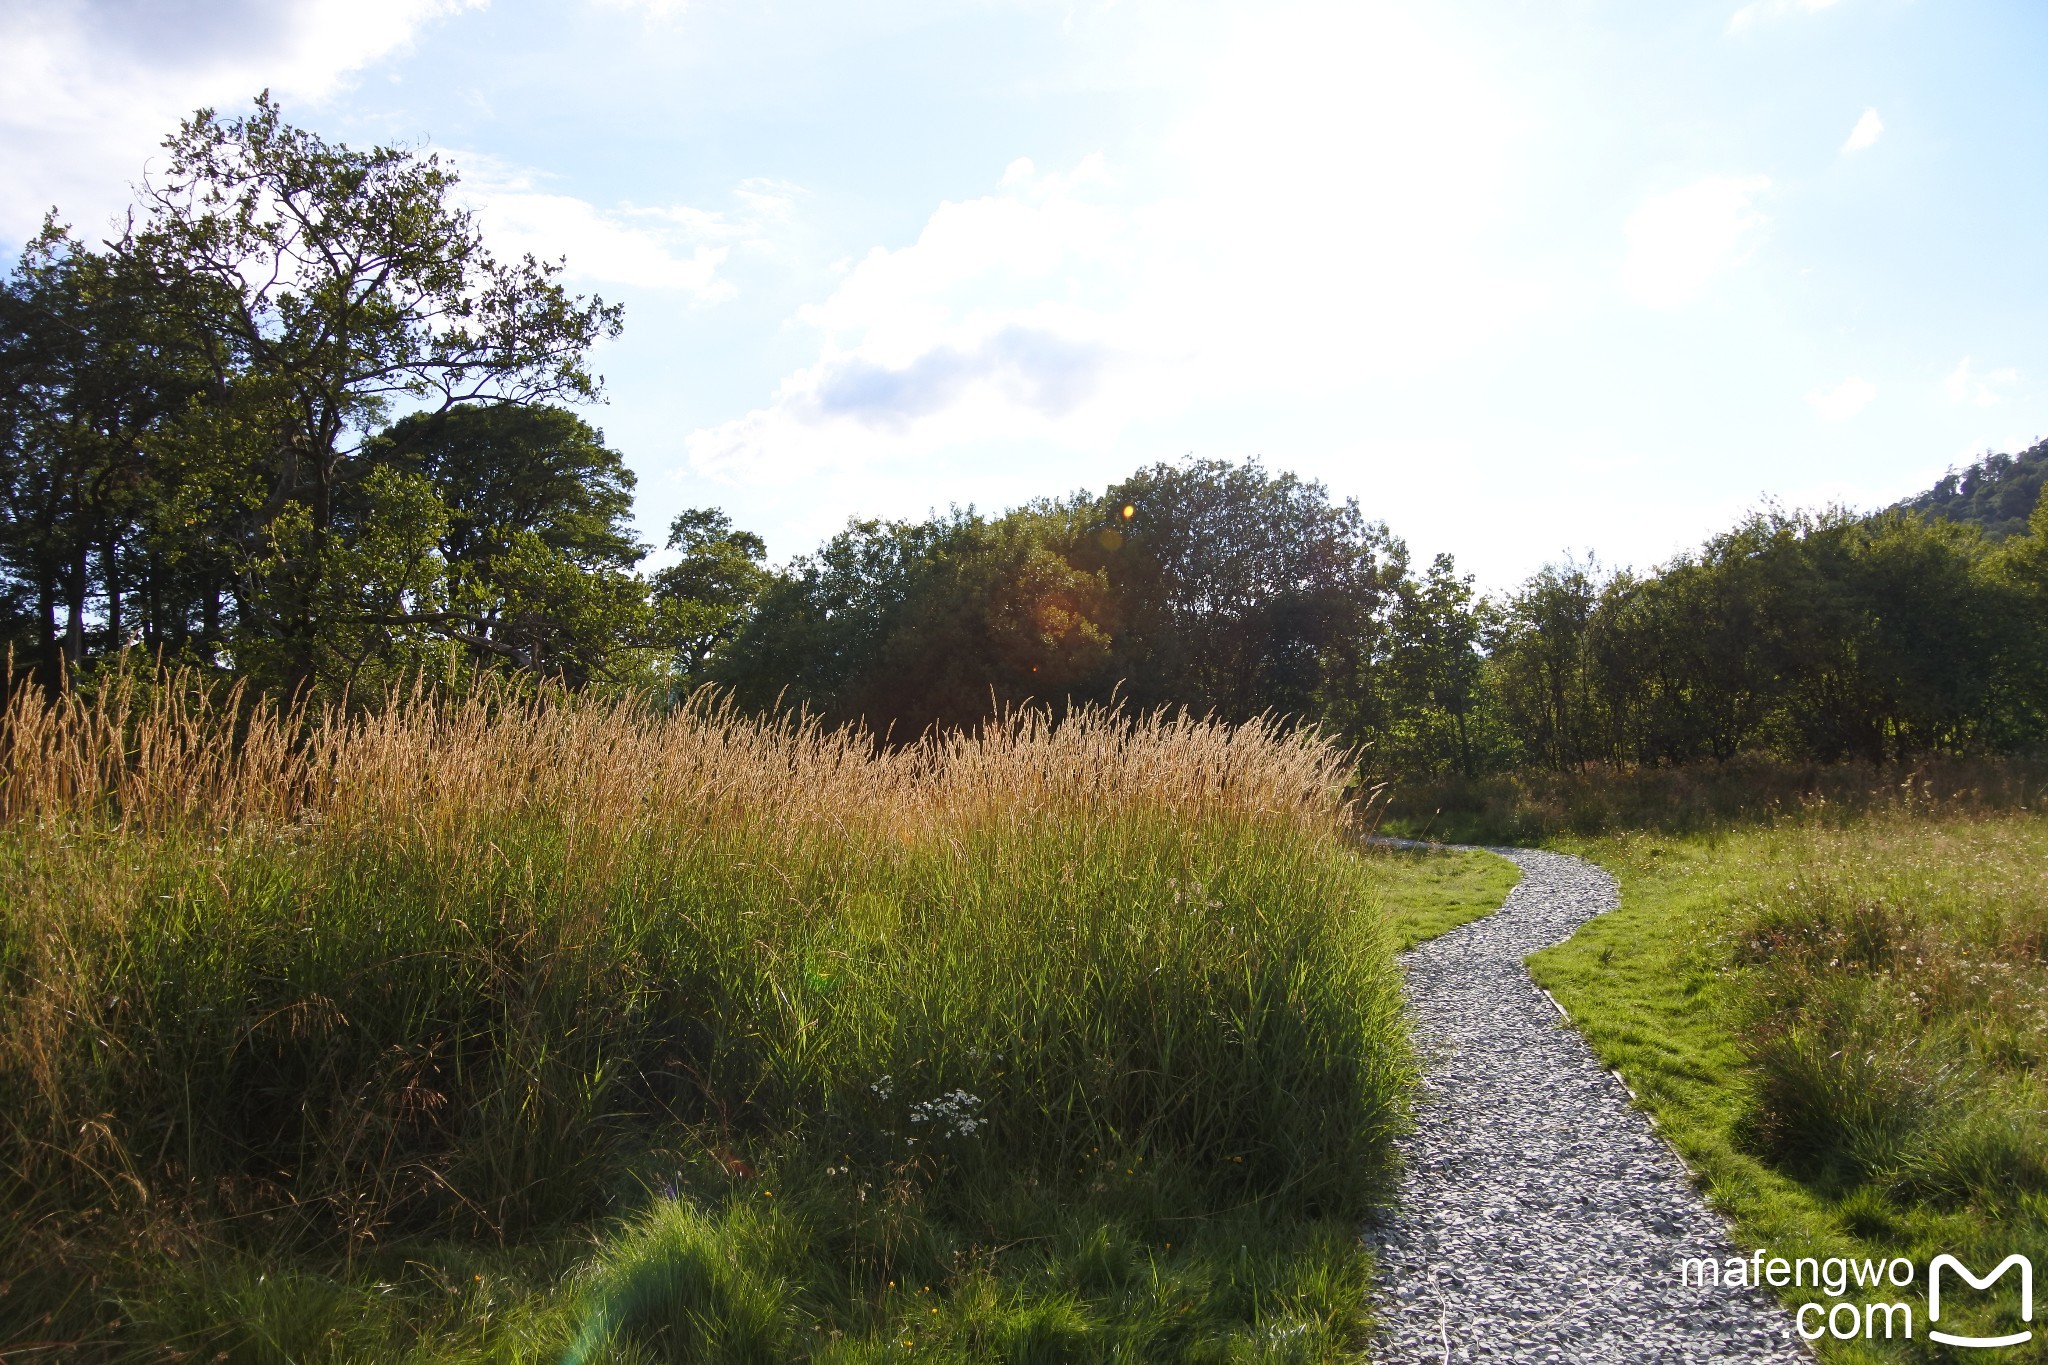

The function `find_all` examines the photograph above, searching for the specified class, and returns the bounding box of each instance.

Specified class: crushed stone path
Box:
[1367,846,1808,1363]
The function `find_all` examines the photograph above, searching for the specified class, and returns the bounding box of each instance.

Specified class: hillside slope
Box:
[1896,440,2047,540]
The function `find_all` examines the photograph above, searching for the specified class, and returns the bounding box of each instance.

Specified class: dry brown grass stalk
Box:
[0,673,1357,845]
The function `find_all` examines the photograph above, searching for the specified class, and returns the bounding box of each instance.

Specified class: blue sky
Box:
[4,0,2044,587]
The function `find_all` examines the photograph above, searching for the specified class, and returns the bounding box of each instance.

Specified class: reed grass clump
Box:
[1725,815,2048,1207]
[0,674,1410,1359]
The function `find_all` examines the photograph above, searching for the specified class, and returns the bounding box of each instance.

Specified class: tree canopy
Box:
[0,96,634,700]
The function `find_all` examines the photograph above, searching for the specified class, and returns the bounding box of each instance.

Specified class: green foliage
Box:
[1087,459,1408,732]
[0,96,625,702]
[9,87,2048,766]
[1382,555,1505,777]
[709,463,2048,780]
[1486,508,2048,770]
[0,219,223,674]
[367,404,643,571]
[716,506,1122,734]
[651,509,772,694]
[1382,753,2048,845]
[717,459,1415,751]
[1485,556,1602,771]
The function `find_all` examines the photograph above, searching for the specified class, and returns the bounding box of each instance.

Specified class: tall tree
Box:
[1390,554,1489,775]
[121,94,622,698]
[715,509,1118,735]
[367,405,640,571]
[360,405,653,682]
[1085,459,1407,737]
[0,221,218,680]
[1488,557,1603,769]
[649,509,770,693]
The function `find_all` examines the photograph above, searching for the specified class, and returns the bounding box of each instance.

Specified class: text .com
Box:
[1678,1250,2034,1348]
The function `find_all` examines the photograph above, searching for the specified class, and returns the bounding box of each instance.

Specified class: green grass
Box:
[1528,815,2048,1362]
[1360,844,1520,952]
[0,691,1515,1362]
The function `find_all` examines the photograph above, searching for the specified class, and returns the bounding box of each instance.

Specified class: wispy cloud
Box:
[1945,357,2018,406]
[685,156,1136,479]
[588,0,689,18]
[1729,0,1844,36]
[1621,176,1771,307]
[684,2,1543,485]
[1807,375,1875,421]
[455,156,772,296]
[0,0,485,240]
[1841,108,1884,154]
[803,327,1108,430]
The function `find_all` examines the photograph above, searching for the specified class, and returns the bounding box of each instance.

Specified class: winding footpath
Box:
[1368,847,1808,1363]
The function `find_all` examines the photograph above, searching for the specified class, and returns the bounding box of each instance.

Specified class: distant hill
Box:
[1895,440,2047,540]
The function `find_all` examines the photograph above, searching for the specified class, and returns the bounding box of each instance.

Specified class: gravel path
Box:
[1367,846,1808,1363]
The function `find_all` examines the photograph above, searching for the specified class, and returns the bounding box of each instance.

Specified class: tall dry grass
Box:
[0,671,1351,842]
[0,674,1409,1358]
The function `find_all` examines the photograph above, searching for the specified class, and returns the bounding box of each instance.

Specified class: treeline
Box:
[697,473,2048,773]
[6,99,2048,774]
[1484,507,2047,769]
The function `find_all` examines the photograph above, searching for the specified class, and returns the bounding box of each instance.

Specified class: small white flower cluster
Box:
[1164,875,1223,911]
[907,1089,986,1138]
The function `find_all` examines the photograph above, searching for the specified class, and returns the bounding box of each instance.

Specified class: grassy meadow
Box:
[1530,808,2048,1361]
[0,676,1510,1362]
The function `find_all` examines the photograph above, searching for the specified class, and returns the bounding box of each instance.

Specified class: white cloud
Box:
[0,0,483,241]
[1621,176,1771,307]
[1842,108,1883,154]
[801,327,1108,429]
[589,0,688,17]
[686,1,1540,484]
[686,158,1133,479]
[1806,375,1875,421]
[1728,0,1843,35]
[455,156,754,295]
[1945,356,2018,406]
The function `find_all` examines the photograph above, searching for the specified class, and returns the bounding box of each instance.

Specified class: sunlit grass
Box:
[0,676,1477,1360]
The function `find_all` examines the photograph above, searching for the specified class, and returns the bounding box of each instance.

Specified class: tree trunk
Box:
[37,573,60,689]
[104,539,121,649]
[64,546,87,668]
[203,580,222,663]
